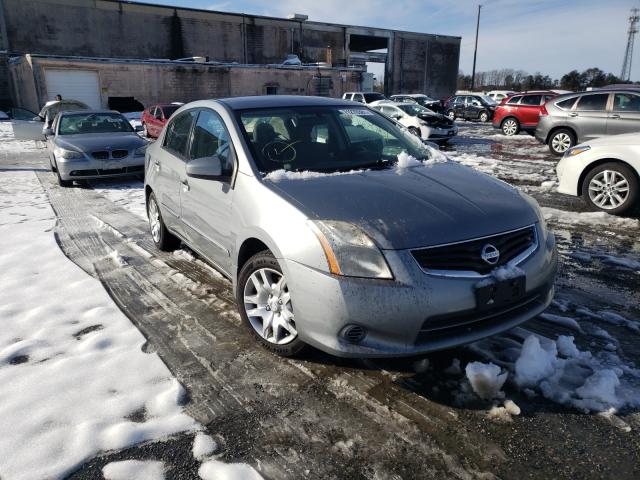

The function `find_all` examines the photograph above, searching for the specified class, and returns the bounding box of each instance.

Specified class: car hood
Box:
[583,132,640,147]
[266,161,539,250]
[55,133,147,152]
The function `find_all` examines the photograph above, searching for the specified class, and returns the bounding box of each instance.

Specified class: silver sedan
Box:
[46,111,148,186]
[144,96,558,358]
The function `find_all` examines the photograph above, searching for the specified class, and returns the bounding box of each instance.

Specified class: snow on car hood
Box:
[55,132,147,152]
[265,161,539,250]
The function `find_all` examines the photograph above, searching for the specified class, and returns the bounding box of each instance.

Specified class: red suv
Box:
[141,103,182,138]
[492,92,558,136]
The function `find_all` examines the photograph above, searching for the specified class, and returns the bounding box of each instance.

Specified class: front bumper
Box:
[56,155,145,180]
[284,227,558,358]
[420,125,458,141]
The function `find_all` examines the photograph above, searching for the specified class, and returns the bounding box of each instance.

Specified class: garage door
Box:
[44,70,101,109]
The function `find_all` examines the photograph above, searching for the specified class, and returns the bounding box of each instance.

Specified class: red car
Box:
[141,103,182,138]
[492,91,558,136]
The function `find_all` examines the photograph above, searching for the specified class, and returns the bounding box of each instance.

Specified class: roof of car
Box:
[218,95,356,110]
[58,110,121,116]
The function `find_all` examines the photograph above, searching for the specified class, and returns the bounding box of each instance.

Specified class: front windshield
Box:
[238,106,432,174]
[397,103,431,116]
[363,93,386,103]
[58,113,134,135]
[480,95,497,105]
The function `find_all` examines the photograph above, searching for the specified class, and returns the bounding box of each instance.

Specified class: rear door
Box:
[454,97,466,117]
[154,109,197,234]
[180,108,236,274]
[571,93,610,142]
[518,94,543,127]
[607,92,640,136]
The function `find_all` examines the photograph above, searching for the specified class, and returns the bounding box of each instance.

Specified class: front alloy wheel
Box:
[501,118,519,136]
[447,110,456,120]
[549,129,575,156]
[238,251,306,356]
[583,163,638,215]
[479,111,489,122]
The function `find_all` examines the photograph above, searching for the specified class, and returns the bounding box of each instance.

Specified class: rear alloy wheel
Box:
[446,110,456,120]
[238,251,306,357]
[582,163,638,215]
[548,129,575,156]
[501,118,520,136]
[147,192,180,251]
[479,111,489,122]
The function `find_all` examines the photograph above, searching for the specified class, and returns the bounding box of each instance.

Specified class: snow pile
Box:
[0,171,197,480]
[514,335,632,412]
[0,122,42,154]
[465,362,508,400]
[265,168,362,182]
[542,207,640,229]
[487,399,521,421]
[102,460,165,480]
[192,432,218,460]
[396,151,423,170]
[198,460,263,480]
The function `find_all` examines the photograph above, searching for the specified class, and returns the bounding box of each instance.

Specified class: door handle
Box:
[569,112,578,117]
[610,114,621,119]
[181,180,190,192]
[152,159,160,172]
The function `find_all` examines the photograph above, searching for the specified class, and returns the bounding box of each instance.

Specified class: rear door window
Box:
[556,97,577,110]
[163,110,197,157]
[506,96,522,105]
[521,95,542,106]
[613,93,640,112]
[575,94,609,111]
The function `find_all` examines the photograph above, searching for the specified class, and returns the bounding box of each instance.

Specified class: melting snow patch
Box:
[465,361,508,400]
[198,460,263,480]
[515,336,557,387]
[542,207,640,229]
[539,313,583,333]
[265,168,362,182]
[193,432,218,460]
[102,460,165,480]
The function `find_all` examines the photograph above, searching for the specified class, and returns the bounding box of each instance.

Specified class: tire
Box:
[408,126,421,138]
[237,251,306,357]
[548,128,575,156]
[479,111,489,122]
[581,162,638,215]
[501,117,520,136]
[147,192,180,251]
[50,158,57,173]
[446,110,456,120]
[55,161,72,187]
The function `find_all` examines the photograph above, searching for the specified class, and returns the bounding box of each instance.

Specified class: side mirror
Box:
[186,155,222,179]
[44,127,54,137]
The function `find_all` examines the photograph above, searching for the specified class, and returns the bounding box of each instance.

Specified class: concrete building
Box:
[9,54,362,113]
[0,0,460,109]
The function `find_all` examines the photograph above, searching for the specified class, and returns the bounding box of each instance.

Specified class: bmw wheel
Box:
[501,118,520,136]
[582,163,638,215]
[548,129,575,156]
[479,111,489,122]
[237,251,306,357]
[147,192,180,250]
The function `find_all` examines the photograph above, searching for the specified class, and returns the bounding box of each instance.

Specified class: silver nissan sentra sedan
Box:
[46,110,148,186]
[144,96,558,358]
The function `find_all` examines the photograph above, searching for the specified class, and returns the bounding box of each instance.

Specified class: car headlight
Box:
[564,145,590,157]
[308,220,393,279]
[134,145,148,157]
[54,147,84,159]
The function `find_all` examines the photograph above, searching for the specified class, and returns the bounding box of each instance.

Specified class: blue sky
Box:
[143,0,640,81]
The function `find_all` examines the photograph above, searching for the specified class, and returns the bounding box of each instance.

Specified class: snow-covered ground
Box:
[0,126,260,479]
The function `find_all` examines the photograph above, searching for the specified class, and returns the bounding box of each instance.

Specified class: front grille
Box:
[91,151,109,160]
[69,165,143,177]
[415,283,551,345]
[411,225,536,275]
[112,150,128,159]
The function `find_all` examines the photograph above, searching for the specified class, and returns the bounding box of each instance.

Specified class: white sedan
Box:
[369,101,458,143]
[556,133,640,214]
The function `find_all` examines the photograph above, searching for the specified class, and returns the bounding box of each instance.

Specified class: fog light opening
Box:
[341,324,367,344]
